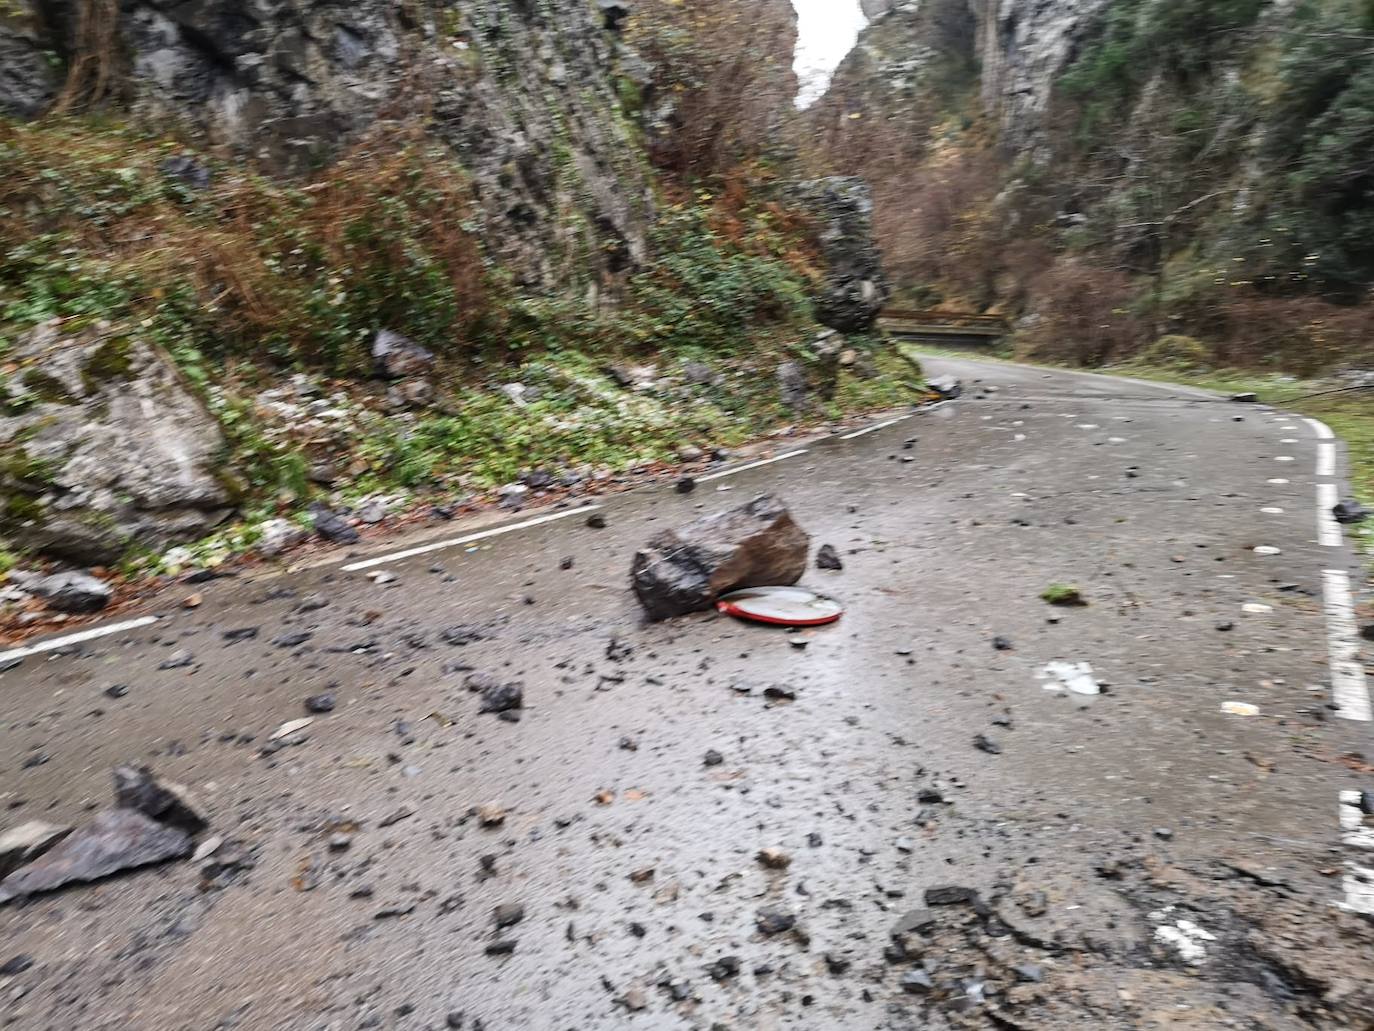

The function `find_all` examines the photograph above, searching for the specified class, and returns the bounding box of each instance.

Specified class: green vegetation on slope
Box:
[0,118,915,570]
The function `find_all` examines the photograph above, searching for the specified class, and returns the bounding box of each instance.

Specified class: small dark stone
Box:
[1013,964,1043,983]
[304,692,335,714]
[825,953,851,975]
[816,544,844,571]
[1215,621,1234,632]
[972,734,1001,755]
[586,513,607,529]
[159,649,194,670]
[479,681,524,715]
[222,627,259,643]
[924,885,977,906]
[992,635,1013,651]
[703,749,724,767]
[560,557,574,571]
[494,903,525,928]
[446,1013,465,1029]
[485,940,517,957]
[0,954,33,976]
[917,788,944,804]
[1153,827,1174,841]
[273,631,312,649]
[309,502,360,544]
[763,685,796,702]
[708,955,741,981]
[676,478,696,495]
[755,907,796,935]
[103,684,130,699]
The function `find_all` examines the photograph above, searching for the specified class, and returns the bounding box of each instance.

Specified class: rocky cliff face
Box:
[1,0,652,291]
[972,0,1112,157]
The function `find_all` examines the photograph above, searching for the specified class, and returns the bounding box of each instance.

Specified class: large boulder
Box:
[631,495,811,621]
[0,321,234,564]
[0,808,192,905]
[785,178,891,334]
[8,570,112,613]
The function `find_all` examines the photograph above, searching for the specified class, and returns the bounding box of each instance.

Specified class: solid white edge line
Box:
[1317,482,1343,547]
[1317,443,1336,478]
[341,506,600,572]
[840,416,908,441]
[1305,417,1335,441]
[1339,790,1374,850]
[1321,568,1372,722]
[1341,863,1374,915]
[0,615,160,665]
[696,449,808,484]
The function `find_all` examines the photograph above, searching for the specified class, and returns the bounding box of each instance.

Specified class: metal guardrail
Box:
[878,309,1010,334]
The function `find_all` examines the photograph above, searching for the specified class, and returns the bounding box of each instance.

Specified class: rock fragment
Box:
[0,809,192,904]
[630,495,811,620]
[816,544,843,571]
[0,821,71,879]
[112,766,208,834]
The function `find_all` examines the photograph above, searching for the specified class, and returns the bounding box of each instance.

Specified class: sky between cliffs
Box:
[792,0,867,107]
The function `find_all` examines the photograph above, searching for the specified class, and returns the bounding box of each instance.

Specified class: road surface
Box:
[1,357,1371,1030]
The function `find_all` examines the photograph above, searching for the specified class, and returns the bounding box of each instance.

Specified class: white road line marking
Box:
[341,507,601,572]
[1268,478,1289,485]
[0,615,160,665]
[1305,417,1335,441]
[696,449,808,484]
[1339,791,1374,850]
[1317,482,1343,547]
[1321,569,1372,722]
[1316,443,1336,478]
[840,416,909,441]
[1341,863,1374,915]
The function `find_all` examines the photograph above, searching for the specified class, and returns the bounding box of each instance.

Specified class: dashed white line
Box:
[1317,482,1343,547]
[0,615,160,667]
[1320,569,1372,722]
[696,449,808,484]
[341,506,601,572]
[840,415,911,441]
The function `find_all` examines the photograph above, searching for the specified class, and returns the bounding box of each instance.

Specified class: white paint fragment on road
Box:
[1038,661,1101,696]
[1221,701,1260,717]
[1268,478,1289,485]
[1275,456,1296,463]
[1150,910,1216,965]
[1321,569,1372,722]
[271,717,314,741]
[1242,603,1273,615]
[1260,507,1284,514]
[1253,546,1282,555]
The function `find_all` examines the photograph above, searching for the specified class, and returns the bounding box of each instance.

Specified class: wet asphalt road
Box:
[1,357,1372,1030]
